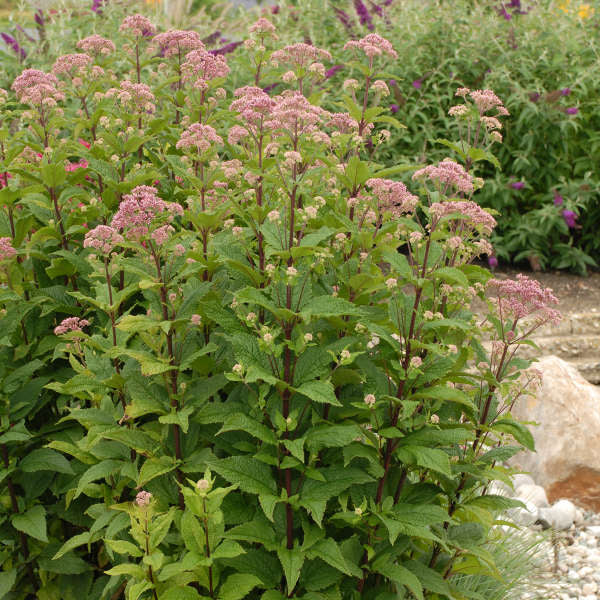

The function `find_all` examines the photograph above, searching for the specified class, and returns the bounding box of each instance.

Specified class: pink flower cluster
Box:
[54,317,90,336]
[265,90,329,137]
[344,34,398,59]
[429,201,497,235]
[366,178,419,216]
[65,159,88,172]
[328,112,359,133]
[84,225,124,255]
[11,69,65,107]
[469,89,509,115]
[0,237,16,262]
[111,185,183,241]
[182,49,230,89]
[106,80,156,114]
[271,43,332,69]
[135,490,152,506]
[248,17,277,35]
[176,123,223,153]
[76,34,116,56]
[412,160,474,195]
[119,14,156,38]
[153,30,205,58]
[230,86,275,130]
[52,53,91,77]
[487,274,561,326]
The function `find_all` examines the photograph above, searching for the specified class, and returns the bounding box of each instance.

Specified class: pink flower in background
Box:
[176,123,223,153]
[487,273,561,326]
[135,490,152,506]
[106,80,156,114]
[366,178,419,216]
[84,225,124,255]
[412,79,422,89]
[510,181,524,190]
[52,53,91,77]
[65,159,88,172]
[248,17,277,34]
[11,68,65,106]
[0,172,12,188]
[0,237,16,261]
[119,14,156,38]
[429,201,497,235]
[182,48,230,88]
[344,33,397,59]
[488,255,499,268]
[469,89,509,115]
[111,186,182,241]
[271,43,332,69]
[76,34,116,56]
[413,160,475,195]
[553,191,564,206]
[153,30,205,58]
[565,107,578,115]
[54,317,90,335]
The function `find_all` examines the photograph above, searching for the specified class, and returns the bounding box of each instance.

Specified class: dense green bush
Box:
[0,7,561,600]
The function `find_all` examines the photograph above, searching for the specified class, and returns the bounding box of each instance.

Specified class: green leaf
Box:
[138,456,178,487]
[218,573,262,600]
[161,587,203,600]
[209,456,277,498]
[494,419,535,451]
[376,562,424,600]
[11,505,48,542]
[105,563,147,579]
[295,380,341,406]
[53,532,90,559]
[411,385,474,409]
[104,539,143,557]
[309,538,362,578]
[218,413,277,445]
[300,296,363,320]
[395,446,452,477]
[277,547,305,592]
[0,570,17,597]
[20,448,74,474]
[75,460,121,499]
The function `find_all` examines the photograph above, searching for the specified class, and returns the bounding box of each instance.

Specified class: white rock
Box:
[517,483,550,508]
[583,582,599,594]
[509,356,600,510]
[587,525,600,537]
[488,480,512,497]
[567,569,580,581]
[575,508,585,524]
[539,499,577,530]
[507,499,539,526]
[512,473,536,490]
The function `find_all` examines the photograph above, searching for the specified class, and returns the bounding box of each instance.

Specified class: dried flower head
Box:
[77,34,116,56]
[54,317,90,336]
[135,490,152,506]
[120,14,156,38]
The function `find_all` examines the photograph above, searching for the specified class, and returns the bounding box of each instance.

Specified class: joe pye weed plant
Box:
[0,12,561,600]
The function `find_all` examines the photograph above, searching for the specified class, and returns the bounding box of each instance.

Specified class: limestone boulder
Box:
[510,355,600,510]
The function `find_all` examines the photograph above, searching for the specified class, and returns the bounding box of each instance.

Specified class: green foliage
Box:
[0,5,553,600]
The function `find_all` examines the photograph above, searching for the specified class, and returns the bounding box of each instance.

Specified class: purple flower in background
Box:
[488,255,499,269]
[529,92,540,102]
[412,79,422,89]
[271,5,280,14]
[390,104,399,114]
[553,191,564,207]
[562,210,577,228]
[325,65,343,79]
[91,0,106,13]
[35,9,44,27]
[333,8,356,35]
[511,181,525,190]
[353,0,374,30]
[369,1,384,16]
[498,5,512,20]
[0,33,26,59]
[561,87,571,96]
[382,0,393,5]
[16,25,35,42]
[202,30,221,46]
[210,41,242,56]
[263,82,279,93]
[565,107,578,115]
